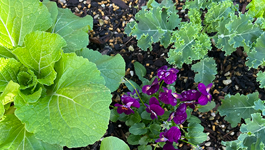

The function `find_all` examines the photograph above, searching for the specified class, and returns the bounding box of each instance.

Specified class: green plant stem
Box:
[159,80,164,89]
[123,77,146,107]
[179,139,196,147]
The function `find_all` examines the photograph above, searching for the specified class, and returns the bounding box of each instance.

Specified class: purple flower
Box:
[155,126,181,150]
[159,87,182,106]
[168,103,187,124]
[180,89,201,109]
[142,78,160,95]
[145,97,165,120]
[114,95,140,115]
[197,83,213,105]
[157,65,179,84]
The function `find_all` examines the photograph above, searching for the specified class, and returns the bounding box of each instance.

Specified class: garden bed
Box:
[51,0,265,149]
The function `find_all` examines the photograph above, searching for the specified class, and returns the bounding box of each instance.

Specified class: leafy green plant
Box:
[125,0,265,84]
[0,0,125,149]
[111,62,214,149]
[218,92,265,149]
[100,136,130,150]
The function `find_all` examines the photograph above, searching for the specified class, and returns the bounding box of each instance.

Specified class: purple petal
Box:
[172,93,182,99]
[131,100,140,108]
[145,104,152,113]
[125,101,134,107]
[176,103,187,115]
[168,68,179,74]
[124,108,135,115]
[142,85,151,94]
[184,101,196,109]
[150,112,158,120]
[152,78,159,86]
[206,83,213,93]
[181,90,200,101]
[150,104,165,116]
[165,127,181,143]
[198,95,209,105]
[114,103,122,107]
[198,83,208,95]
[158,70,166,80]
[159,92,170,104]
[149,97,160,105]
[207,94,212,102]
[163,142,179,150]
[155,137,168,142]
[116,107,124,114]
[167,112,175,122]
[173,113,187,124]
[164,73,177,84]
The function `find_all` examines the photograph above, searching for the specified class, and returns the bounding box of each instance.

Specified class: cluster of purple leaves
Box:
[114,66,213,150]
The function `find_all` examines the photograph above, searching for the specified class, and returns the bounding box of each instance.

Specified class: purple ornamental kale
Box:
[180,89,201,109]
[142,78,160,95]
[114,95,140,115]
[168,103,187,124]
[157,65,179,84]
[145,97,165,120]
[155,126,181,150]
[159,87,182,106]
[197,83,213,105]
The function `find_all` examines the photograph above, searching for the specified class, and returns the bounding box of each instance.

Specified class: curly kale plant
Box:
[125,0,265,85]
[0,0,125,149]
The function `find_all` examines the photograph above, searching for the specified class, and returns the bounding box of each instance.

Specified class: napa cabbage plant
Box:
[125,0,265,85]
[0,0,125,149]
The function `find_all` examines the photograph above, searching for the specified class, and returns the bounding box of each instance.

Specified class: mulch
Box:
[47,0,265,149]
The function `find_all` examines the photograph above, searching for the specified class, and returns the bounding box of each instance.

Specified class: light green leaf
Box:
[129,123,148,135]
[125,3,181,51]
[13,31,66,86]
[183,0,211,9]
[19,87,42,103]
[50,8,93,52]
[198,101,216,113]
[219,92,260,127]
[186,122,207,145]
[0,114,62,150]
[139,136,149,145]
[240,113,265,149]
[76,48,125,92]
[257,71,265,88]
[0,80,20,106]
[133,61,149,84]
[188,8,202,25]
[0,0,52,48]
[191,57,217,85]
[42,0,58,32]
[17,69,37,90]
[246,0,265,18]
[214,17,236,56]
[126,111,141,126]
[15,53,112,148]
[226,13,262,48]
[246,33,265,69]
[100,136,130,150]
[110,109,119,122]
[141,111,152,120]
[0,46,15,58]
[254,99,265,116]
[167,23,211,67]
[204,1,234,33]
[0,58,21,92]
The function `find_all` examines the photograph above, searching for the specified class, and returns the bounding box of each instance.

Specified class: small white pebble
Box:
[223,79,232,85]
[235,85,239,90]
[101,4,105,8]
[161,53,164,57]
[59,0,66,3]
[207,136,210,141]
[79,0,82,2]
[94,14,99,19]
[109,4,113,7]
[206,132,210,135]
[211,112,216,117]
[118,124,122,127]
[224,71,230,76]
[221,125,225,128]
[230,132,235,135]
[128,45,134,51]
[129,18,135,22]
[83,1,86,4]
[105,16,109,20]
[130,71,134,76]
[199,114,202,117]
[205,142,211,146]
[100,137,104,141]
